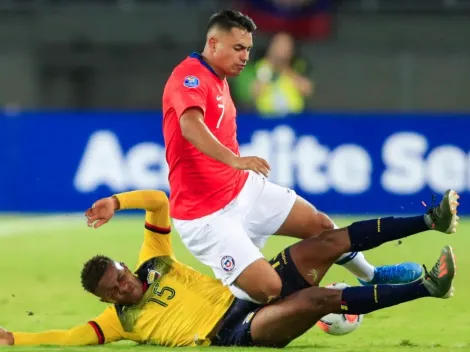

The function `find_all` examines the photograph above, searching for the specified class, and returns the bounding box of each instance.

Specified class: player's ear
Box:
[208,36,217,53]
[120,262,131,272]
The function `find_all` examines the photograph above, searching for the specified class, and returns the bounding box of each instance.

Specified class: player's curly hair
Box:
[207,9,257,34]
[80,255,113,294]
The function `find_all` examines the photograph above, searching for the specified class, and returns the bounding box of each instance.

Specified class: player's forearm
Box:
[12,324,100,346]
[114,190,168,212]
[181,118,237,166]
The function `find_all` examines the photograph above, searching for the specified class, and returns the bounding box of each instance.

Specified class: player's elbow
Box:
[153,191,169,210]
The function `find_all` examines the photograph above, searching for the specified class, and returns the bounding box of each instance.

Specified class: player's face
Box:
[95,261,144,305]
[214,28,253,77]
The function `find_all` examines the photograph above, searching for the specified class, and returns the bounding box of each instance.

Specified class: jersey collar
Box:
[189,52,222,80]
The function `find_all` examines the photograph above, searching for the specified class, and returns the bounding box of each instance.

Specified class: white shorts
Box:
[173,171,297,286]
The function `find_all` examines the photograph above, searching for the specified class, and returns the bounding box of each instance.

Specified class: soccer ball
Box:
[316,282,363,336]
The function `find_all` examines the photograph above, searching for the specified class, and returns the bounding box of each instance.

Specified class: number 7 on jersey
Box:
[216,104,225,128]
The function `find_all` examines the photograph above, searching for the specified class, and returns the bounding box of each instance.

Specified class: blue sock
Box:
[348,216,429,252]
[340,280,430,314]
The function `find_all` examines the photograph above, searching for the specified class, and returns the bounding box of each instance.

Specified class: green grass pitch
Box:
[0,214,468,352]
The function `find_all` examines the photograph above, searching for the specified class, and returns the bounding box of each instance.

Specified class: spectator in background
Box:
[250,32,313,118]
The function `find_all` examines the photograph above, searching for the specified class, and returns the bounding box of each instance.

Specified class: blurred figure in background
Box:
[233,32,314,118]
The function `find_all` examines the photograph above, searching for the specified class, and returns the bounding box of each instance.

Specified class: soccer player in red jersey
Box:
[162,10,423,304]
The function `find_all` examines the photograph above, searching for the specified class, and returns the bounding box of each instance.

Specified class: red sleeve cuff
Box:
[88,321,105,344]
[145,222,171,234]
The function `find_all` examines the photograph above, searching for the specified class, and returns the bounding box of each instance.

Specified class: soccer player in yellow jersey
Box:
[0,189,459,348]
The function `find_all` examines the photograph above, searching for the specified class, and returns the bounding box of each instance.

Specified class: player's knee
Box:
[257,276,282,304]
[304,211,335,238]
[319,231,350,261]
[302,287,341,316]
[316,211,335,232]
[295,226,349,266]
[234,259,283,304]
[235,272,282,304]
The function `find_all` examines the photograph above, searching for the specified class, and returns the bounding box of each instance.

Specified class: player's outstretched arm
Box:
[85,190,168,229]
[0,323,118,346]
[180,108,271,177]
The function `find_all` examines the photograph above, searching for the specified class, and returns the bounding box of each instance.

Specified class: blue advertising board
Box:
[1,111,469,215]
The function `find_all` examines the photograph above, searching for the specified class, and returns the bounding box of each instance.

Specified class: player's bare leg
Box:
[272,196,401,284]
[250,246,456,348]
[274,190,458,286]
[274,195,334,238]
[233,259,282,304]
[250,287,339,347]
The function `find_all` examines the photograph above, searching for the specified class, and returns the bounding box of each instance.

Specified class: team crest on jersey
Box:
[183,75,200,88]
[221,255,235,272]
[147,269,161,284]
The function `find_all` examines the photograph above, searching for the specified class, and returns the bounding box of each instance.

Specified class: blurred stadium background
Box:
[1,0,470,351]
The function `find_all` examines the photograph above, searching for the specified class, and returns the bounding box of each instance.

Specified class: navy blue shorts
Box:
[211,247,310,347]
[269,247,311,298]
[210,298,262,347]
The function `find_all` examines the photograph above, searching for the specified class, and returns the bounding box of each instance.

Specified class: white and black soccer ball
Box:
[316,282,364,336]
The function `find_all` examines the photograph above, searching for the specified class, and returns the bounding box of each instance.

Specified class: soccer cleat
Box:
[424,189,460,234]
[358,262,423,286]
[422,245,456,298]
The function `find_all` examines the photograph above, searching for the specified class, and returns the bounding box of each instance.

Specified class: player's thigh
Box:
[274,194,335,239]
[271,241,343,290]
[174,214,265,287]
[250,288,338,348]
[243,176,297,247]
[268,247,312,298]
[233,257,282,302]
[210,298,262,347]
[212,290,329,348]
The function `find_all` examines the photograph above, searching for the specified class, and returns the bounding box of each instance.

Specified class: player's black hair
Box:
[80,255,113,294]
[207,9,256,34]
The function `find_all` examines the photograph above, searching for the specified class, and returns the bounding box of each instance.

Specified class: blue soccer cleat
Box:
[358,262,423,286]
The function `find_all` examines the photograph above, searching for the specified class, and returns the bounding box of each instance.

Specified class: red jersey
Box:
[162,53,248,220]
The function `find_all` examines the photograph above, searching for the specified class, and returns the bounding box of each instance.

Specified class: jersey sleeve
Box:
[13,324,100,346]
[88,306,132,344]
[12,307,125,346]
[114,190,174,266]
[171,74,209,119]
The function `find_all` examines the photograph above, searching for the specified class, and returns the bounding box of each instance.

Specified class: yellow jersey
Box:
[254,58,310,117]
[13,190,235,347]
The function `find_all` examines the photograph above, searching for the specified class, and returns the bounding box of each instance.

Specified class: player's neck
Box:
[200,51,226,80]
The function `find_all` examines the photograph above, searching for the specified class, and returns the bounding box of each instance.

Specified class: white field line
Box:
[0,213,86,238]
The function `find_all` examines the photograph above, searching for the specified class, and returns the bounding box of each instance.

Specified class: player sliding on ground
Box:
[0,190,459,347]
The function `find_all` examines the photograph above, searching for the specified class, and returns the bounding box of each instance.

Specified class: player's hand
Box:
[84,196,118,229]
[0,328,14,345]
[231,156,271,177]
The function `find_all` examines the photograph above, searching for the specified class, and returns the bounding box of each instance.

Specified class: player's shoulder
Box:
[170,56,213,89]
